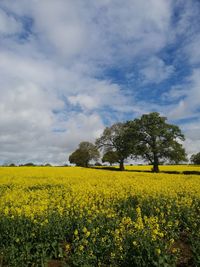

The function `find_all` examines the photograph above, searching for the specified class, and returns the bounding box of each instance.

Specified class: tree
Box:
[127,112,187,172]
[102,151,119,166]
[8,163,16,167]
[96,123,131,171]
[191,152,200,165]
[69,141,100,167]
[23,163,36,167]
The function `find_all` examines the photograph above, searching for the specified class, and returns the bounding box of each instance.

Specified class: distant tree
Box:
[8,163,16,167]
[69,141,100,167]
[127,112,187,172]
[94,162,102,166]
[3,161,16,167]
[191,152,200,165]
[96,123,132,171]
[44,163,52,167]
[23,163,36,167]
[102,151,119,166]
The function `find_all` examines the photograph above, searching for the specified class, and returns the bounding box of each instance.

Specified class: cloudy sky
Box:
[0,0,200,165]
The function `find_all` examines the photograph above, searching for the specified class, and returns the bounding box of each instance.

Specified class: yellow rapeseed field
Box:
[126,164,200,172]
[0,166,199,266]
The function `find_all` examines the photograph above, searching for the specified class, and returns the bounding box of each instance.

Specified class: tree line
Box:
[69,112,190,172]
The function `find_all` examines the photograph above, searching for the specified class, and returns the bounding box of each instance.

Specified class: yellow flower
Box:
[133,241,138,246]
[85,231,90,238]
[65,243,71,252]
[79,245,84,251]
[159,232,164,238]
[111,252,115,258]
[83,227,87,233]
[172,248,178,253]
[155,248,161,255]
[0,165,199,264]
[74,229,79,236]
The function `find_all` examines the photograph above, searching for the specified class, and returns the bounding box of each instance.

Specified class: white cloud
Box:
[180,119,200,158]
[0,0,200,163]
[185,34,200,65]
[0,9,22,35]
[67,79,131,112]
[139,56,174,84]
[166,68,200,120]
[1,0,173,64]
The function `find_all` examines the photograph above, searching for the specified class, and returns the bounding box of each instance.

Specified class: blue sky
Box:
[0,0,200,164]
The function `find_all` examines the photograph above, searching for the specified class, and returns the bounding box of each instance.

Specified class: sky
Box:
[0,0,200,165]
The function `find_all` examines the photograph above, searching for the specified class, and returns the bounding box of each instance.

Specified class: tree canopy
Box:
[190,152,200,165]
[102,151,120,166]
[69,113,187,172]
[95,123,132,170]
[69,141,99,167]
[126,112,187,172]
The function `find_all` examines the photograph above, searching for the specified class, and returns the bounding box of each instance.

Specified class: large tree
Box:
[69,141,99,167]
[190,152,200,165]
[127,112,187,172]
[96,123,131,171]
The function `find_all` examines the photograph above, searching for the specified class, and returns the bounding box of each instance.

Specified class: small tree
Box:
[191,152,200,165]
[127,112,187,172]
[8,163,16,167]
[69,141,99,167]
[102,151,119,166]
[96,123,131,171]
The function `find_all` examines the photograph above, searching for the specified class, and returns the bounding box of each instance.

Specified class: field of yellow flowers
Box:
[0,166,199,266]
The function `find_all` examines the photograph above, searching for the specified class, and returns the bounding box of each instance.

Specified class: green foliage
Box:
[69,141,99,167]
[0,185,199,267]
[22,163,36,166]
[70,113,187,172]
[191,152,200,165]
[0,167,199,266]
[102,151,120,166]
[96,123,131,171]
[126,112,187,172]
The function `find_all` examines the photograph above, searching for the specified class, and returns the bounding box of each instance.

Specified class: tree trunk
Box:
[85,161,89,168]
[119,160,125,171]
[152,153,159,172]
[152,164,159,172]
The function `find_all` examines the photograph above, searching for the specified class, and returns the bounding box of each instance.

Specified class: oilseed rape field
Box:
[0,167,199,266]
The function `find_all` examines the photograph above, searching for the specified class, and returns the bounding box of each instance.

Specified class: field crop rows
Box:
[0,167,199,266]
